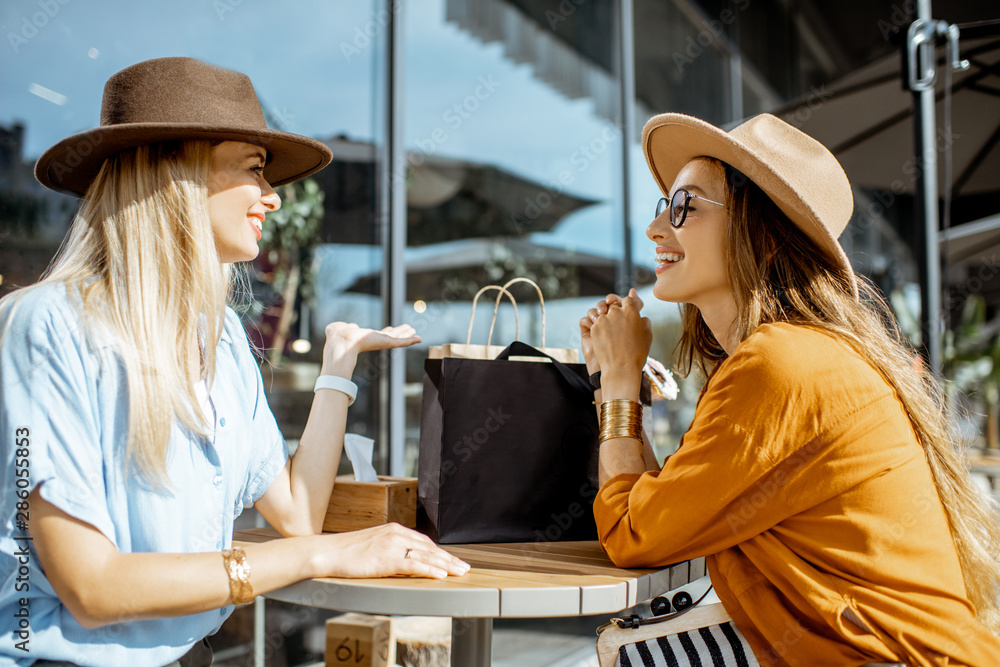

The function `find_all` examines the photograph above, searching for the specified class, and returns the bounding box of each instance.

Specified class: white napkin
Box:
[343,434,379,482]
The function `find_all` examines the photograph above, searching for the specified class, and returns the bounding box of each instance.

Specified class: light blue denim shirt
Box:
[0,283,288,667]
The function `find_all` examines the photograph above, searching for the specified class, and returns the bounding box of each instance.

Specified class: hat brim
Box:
[642,113,857,296]
[34,123,333,198]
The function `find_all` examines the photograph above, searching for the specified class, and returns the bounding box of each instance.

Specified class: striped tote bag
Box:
[616,620,758,667]
[597,603,760,667]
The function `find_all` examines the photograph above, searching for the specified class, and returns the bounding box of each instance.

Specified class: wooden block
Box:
[323,475,417,533]
[325,613,395,667]
[394,616,451,667]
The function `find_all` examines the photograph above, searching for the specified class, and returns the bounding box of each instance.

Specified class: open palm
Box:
[325,322,421,353]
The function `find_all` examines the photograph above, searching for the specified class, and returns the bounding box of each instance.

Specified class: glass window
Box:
[397,0,625,472]
[0,0,390,458]
[0,3,385,658]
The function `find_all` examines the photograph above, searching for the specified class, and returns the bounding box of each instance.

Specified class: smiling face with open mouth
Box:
[647,158,734,320]
[207,140,282,264]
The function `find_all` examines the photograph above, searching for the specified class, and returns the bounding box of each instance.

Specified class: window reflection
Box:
[0,0,388,450]
[400,0,628,471]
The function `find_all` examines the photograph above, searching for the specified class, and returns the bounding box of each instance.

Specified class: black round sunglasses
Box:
[655,189,725,228]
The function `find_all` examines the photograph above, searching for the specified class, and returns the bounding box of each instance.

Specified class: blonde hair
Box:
[677,157,1000,634]
[1,140,229,483]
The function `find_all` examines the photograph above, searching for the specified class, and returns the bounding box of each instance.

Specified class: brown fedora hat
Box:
[642,113,858,297]
[35,57,333,197]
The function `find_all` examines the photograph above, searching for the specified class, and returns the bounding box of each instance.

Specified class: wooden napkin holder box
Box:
[323,475,417,533]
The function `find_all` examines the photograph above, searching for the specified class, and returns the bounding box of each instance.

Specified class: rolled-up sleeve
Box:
[1,292,116,545]
[594,415,789,568]
[593,324,904,570]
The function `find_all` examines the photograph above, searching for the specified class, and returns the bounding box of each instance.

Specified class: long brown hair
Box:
[677,157,1000,633]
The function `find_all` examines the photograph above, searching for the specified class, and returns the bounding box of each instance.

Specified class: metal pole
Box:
[377,1,407,475]
[387,1,407,476]
[253,511,265,667]
[451,618,492,666]
[616,0,635,293]
[909,0,942,373]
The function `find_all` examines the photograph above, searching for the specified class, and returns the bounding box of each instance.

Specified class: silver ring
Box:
[404,548,412,559]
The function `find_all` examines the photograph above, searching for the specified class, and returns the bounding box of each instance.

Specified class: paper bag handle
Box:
[467,285,520,345]
[499,278,547,348]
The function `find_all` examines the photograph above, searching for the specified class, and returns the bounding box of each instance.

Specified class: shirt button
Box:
[221,608,227,616]
[216,540,222,549]
[213,475,223,487]
[219,417,226,427]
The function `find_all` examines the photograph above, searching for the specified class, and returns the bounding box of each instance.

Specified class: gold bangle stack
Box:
[599,399,642,445]
[221,547,254,605]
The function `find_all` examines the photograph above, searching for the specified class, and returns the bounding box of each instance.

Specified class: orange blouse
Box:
[594,322,1000,666]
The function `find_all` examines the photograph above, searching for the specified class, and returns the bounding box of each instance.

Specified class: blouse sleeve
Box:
[223,309,289,511]
[0,290,117,545]
[593,324,900,569]
[594,410,790,568]
[595,332,807,568]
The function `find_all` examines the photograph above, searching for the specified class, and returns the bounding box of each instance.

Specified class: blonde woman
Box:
[0,58,468,667]
[582,113,1000,666]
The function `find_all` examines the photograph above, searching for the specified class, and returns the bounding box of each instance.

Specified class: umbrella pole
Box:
[908,0,943,374]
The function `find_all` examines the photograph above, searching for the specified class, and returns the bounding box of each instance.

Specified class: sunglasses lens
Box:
[671,190,688,227]
[655,197,668,218]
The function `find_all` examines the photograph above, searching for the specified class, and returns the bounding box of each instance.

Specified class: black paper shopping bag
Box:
[418,341,600,544]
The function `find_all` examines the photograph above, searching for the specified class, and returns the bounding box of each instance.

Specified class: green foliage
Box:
[484,242,579,299]
[946,293,1000,401]
[262,178,325,251]
[261,178,325,302]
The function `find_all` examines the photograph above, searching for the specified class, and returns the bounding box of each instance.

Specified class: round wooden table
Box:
[234,527,704,666]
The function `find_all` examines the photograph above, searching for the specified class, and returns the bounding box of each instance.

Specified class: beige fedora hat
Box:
[35,57,333,197]
[642,112,857,297]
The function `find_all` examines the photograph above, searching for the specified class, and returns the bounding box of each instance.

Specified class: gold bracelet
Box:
[221,547,254,605]
[599,399,642,445]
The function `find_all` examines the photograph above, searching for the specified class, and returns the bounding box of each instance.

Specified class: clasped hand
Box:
[579,288,652,396]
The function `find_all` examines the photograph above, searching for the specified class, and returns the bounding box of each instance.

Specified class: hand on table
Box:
[309,523,470,580]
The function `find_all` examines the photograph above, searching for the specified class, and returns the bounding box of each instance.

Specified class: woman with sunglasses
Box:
[0,58,468,667]
[580,113,1000,665]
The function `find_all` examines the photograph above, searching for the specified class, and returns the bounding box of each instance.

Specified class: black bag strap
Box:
[495,341,592,395]
[596,585,716,634]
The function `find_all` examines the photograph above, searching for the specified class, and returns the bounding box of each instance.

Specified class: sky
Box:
[1,0,673,344]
